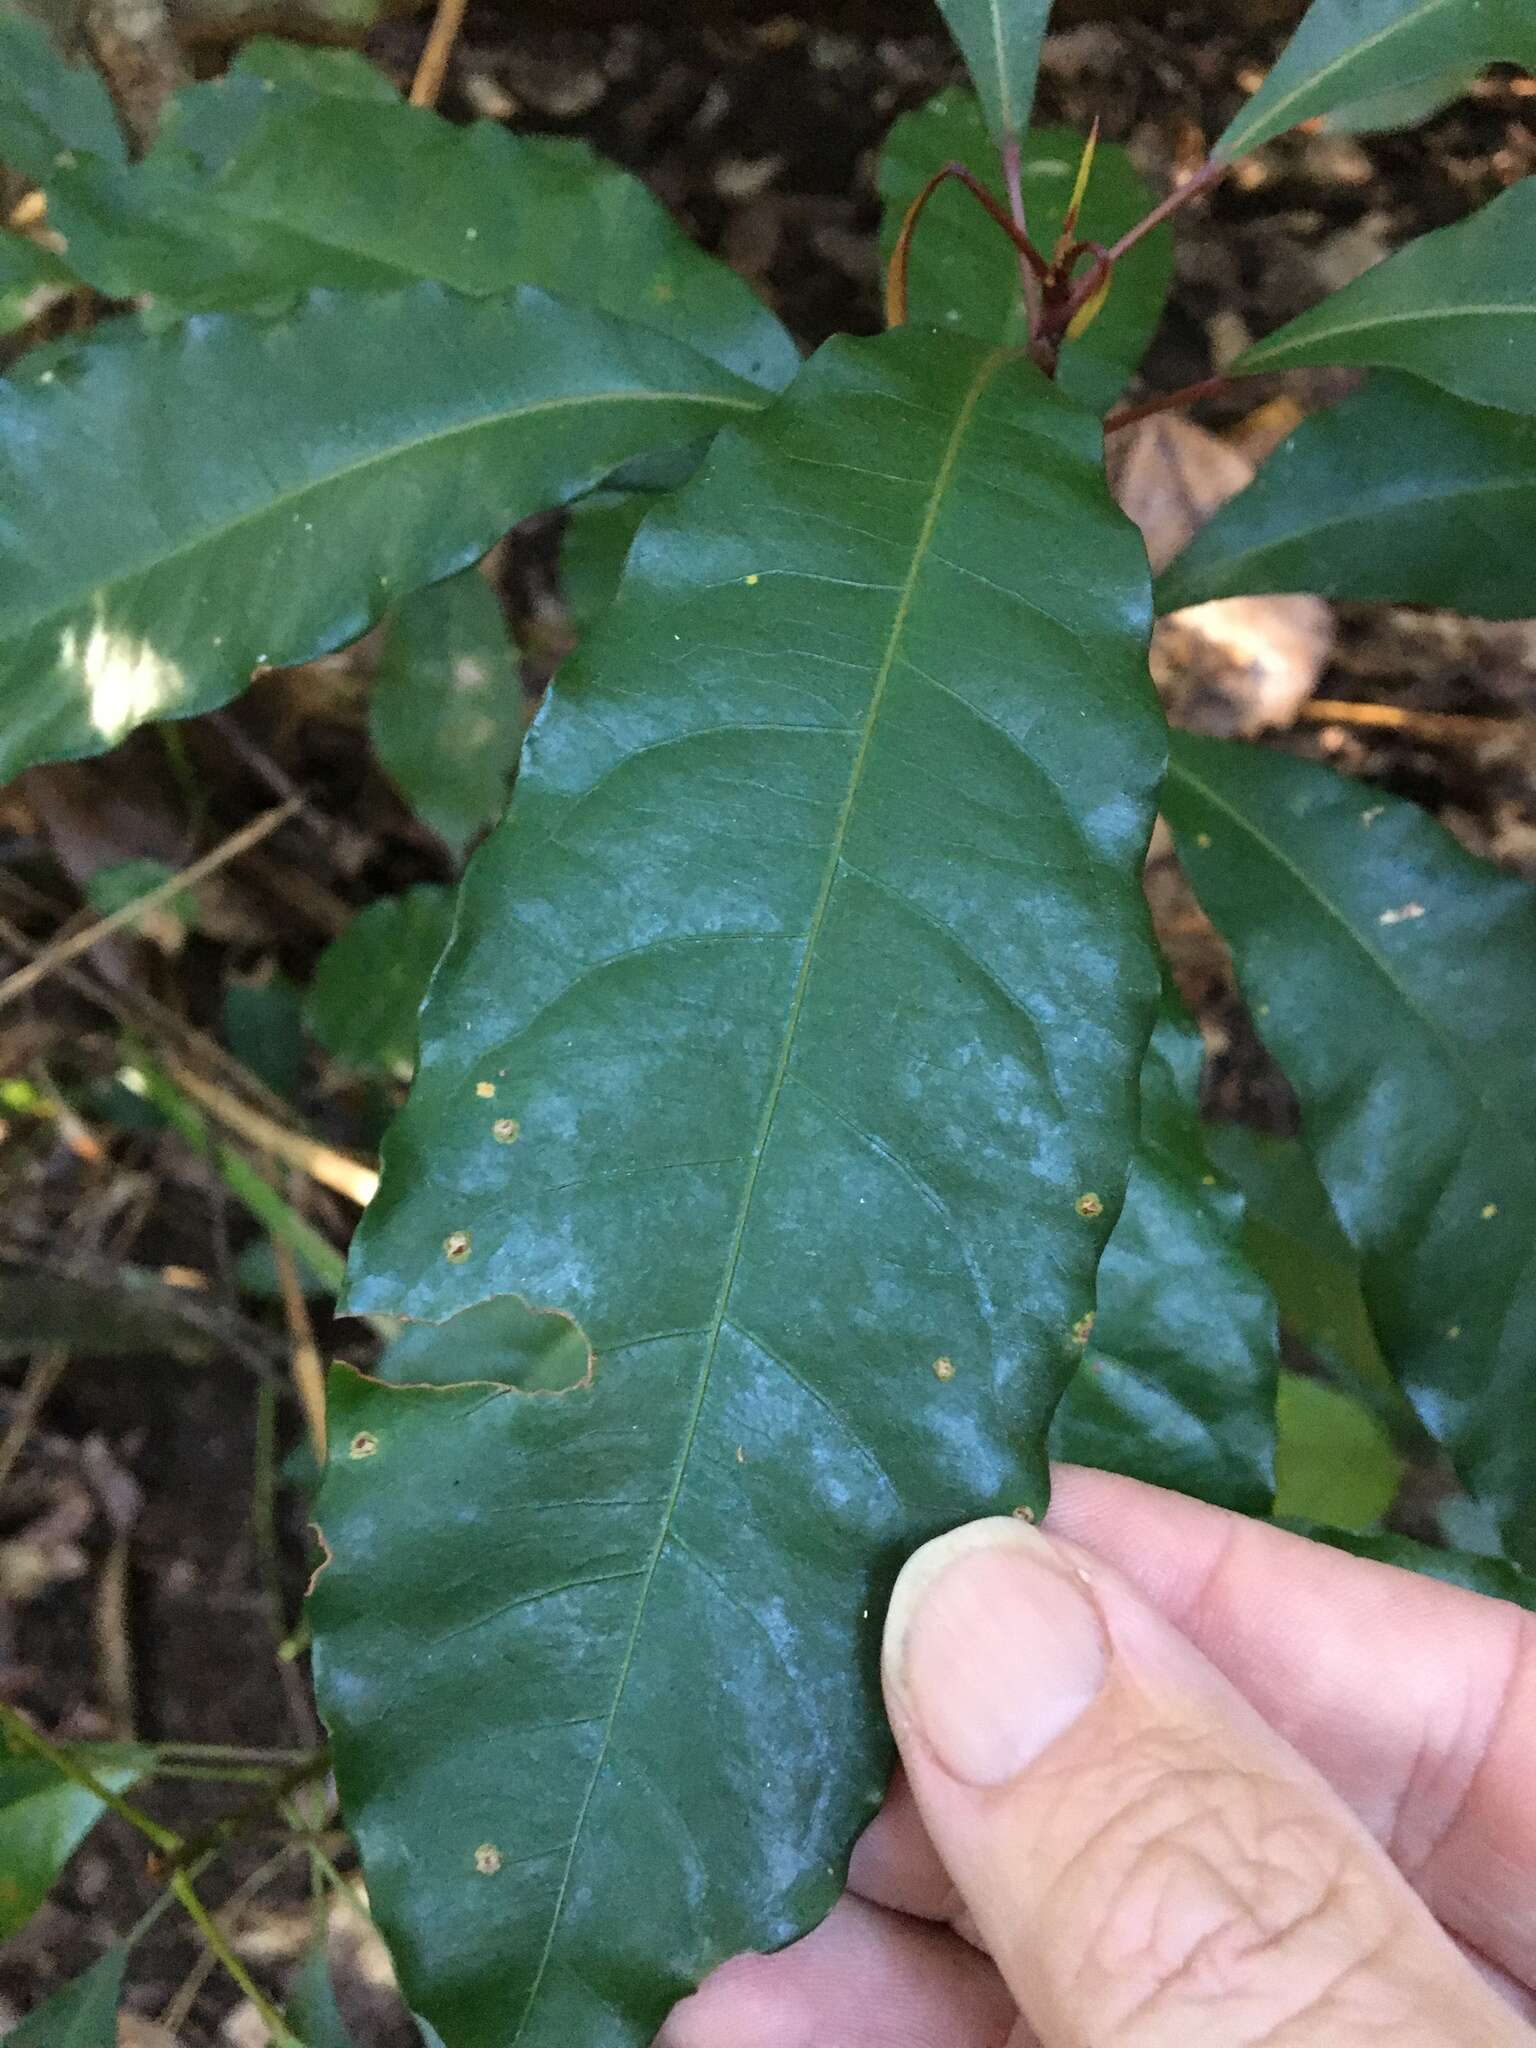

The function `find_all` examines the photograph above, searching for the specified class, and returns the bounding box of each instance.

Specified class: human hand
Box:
[660,1466,1536,2046]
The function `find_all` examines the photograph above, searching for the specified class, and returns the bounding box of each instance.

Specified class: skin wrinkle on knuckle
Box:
[1028,1726,1407,2040]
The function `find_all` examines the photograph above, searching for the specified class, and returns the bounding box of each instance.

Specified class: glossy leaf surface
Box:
[1215,0,1536,160]
[933,0,1050,149]
[315,327,1163,2048]
[372,571,523,861]
[0,28,797,387]
[1,1945,128,2047]
[879,93,1173,411]
[0,285,759,776]
[0,1750,148,1939]
[559,492,650,639]
[1157,375,1536,622]
[1320,62,1481,130]
[1166,732,1536,1566]
[1052,1000,1278,1514]
[1236,179,1536,414]
[305,887,455,1080]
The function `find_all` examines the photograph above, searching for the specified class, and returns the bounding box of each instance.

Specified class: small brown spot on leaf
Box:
[1012,1504,1036,1523]
[349,1432,379,1460]
[1075,1192,1103,1219]
[443,1231,472,1262]
[475,1081,496,1099]
[932,1355,956,1381]
[493,1118,520,1145]
[474,1843,503,1875]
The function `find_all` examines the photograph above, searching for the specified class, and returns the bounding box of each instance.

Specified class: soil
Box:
[2,5,1533,2040]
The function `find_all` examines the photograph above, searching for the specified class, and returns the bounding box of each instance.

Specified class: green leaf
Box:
[2,1945,128,2048]
[1215,0,1536,160]
[1236,179,1536,415]
[559,492,649,639]
[0,1748,149,1940]
[0,230,72,336]
[1273,1372,1403,1529]
[372,571,523,862]
[1156,374,1536,622]
[1052,998,1279,1514]
[1206,1122,1396,1395]
[313,327,1163,2048]
[1,35,797,388]
[932,0,1051,150]
[1165,732,1536,1566]
[878,93,1173,411]
[1281,1522,1536,1609]
[304,887,454,1080]
[1320,61,1482,131]
[0,283,761,777]
[0,13,125,180]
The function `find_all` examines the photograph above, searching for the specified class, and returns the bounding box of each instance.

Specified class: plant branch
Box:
[0,1706,180,1855]
[170,1868,304,2046]
[1057,155,1226,332]
[158,1752,331,1877]
[886,160,1048,328]
[1104,375,1237,434]
[998,135,1042,338]
[409,0,468,108]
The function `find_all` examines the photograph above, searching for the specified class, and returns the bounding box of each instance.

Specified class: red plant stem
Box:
[885,160,1049,328]
[1057,156,1226,330]
[1102,374,1236,434]
[999,134,1042,337]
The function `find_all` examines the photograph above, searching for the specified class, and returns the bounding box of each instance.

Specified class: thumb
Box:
[881,1517,1525,2048]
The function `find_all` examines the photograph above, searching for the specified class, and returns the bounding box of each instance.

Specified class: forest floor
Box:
[1,3,1534,2039]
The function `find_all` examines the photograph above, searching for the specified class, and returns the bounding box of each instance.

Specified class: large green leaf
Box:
[0,1748,149,1939]
[313,326,1164,2048]
[932,0,1051,150]
[1165,732,1536,1566]
[879,93,1173,411]
[0,12,124,177]
[0,25,797,389]
[371,571,523,861]
[0,285,760,777]
[1,1946,128,2048]
[1215,0,1536,160]
[1156,374,1536,621]
[1236,178,1536,414]
[1273,1371,1403,1530]
[1051,998,1278,1514]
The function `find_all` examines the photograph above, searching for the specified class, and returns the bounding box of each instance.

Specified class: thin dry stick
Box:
[409,0,469,108]
[1297,698,1524,746]
[0,1348,69,1501]
[272,1228,329,1464]
[157,1843,296,2038]
[0,798,299,1012]
[166,1059,379,1208]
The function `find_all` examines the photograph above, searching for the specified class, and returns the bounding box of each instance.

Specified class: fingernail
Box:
[883,1518,1109,1788]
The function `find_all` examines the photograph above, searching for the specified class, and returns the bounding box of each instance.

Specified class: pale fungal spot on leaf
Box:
[443,1231,472,1263]
[473,1843,502,1875]
[465,227,478,240]
[475,1081,495,1099]
[1071,1313,1094,1346]
[1075,1192,1104,1219]
[1446,1325,1462,1341]
[1361,805,1385,827]
[650,280,675,302]
[745,573,760,586]
[349,1432,379,1460]
[1201,1173,1217,1187]
[1195,831,1213,850]
[493,1118,520,1145]
[1378,902,1425,927]
[932,1355,956,1381]
[735,1445,746,1464]
[1482,1204,1499,1221]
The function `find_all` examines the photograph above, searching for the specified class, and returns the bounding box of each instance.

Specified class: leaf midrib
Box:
[1245,300,1536,365]
[1166,755,1530,1167]
[2,378,757,647]
[511,342,1014,2039]
[1222,0,1457,156]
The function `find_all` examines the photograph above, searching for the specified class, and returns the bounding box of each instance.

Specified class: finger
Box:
[656,1891,1019,2048]
[1048,1464,1536,1984]
[882,1518,1527,2048]
[850,1769,963,1923]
